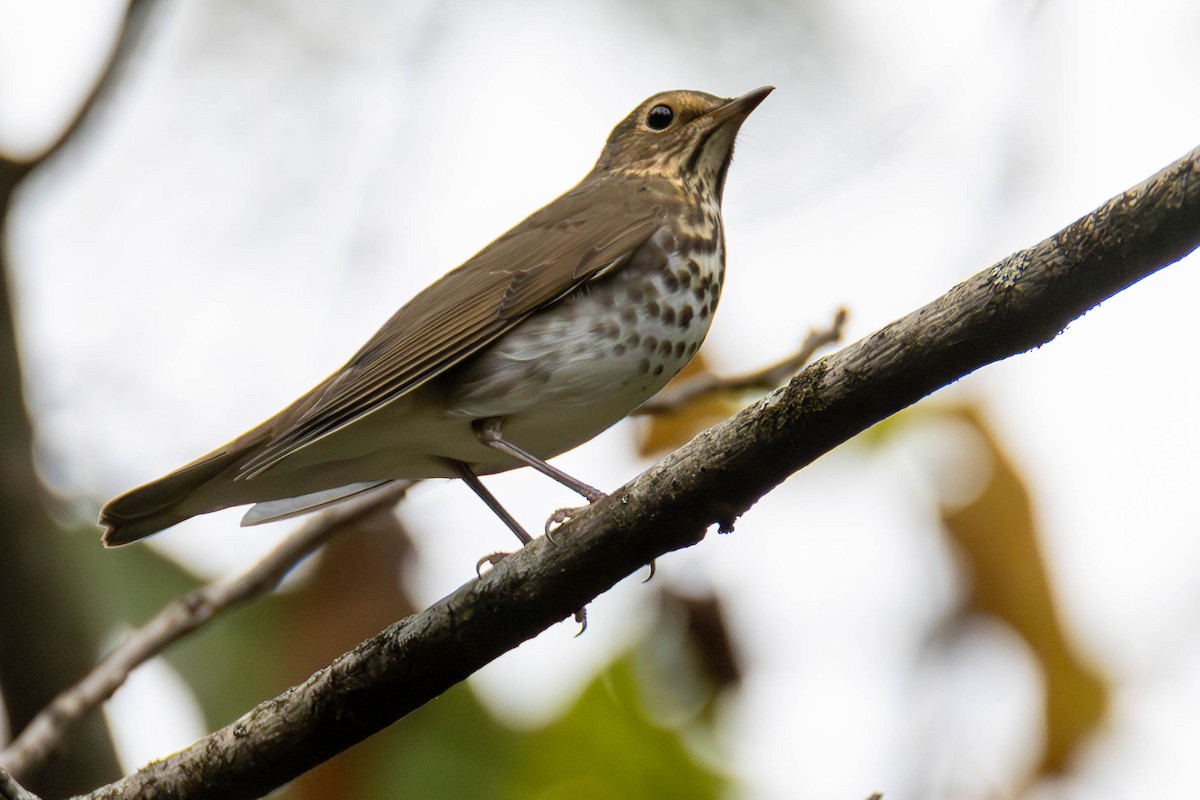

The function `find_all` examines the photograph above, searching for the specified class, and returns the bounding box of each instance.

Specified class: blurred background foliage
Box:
[2,0,1198,798]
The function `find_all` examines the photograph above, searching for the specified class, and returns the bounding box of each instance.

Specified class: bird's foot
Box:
[544,506,581,541]
[475,551,511,577]
[544,493,607,543]
[477,551,587,633]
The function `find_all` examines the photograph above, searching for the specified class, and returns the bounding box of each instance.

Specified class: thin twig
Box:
[0,767,41,800]
[0,482,412,781]
[634,307,848,415]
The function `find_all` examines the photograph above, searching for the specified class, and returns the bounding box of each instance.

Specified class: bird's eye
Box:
[646,104,675,131]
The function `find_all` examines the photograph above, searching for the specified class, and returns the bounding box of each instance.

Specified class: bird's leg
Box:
[475,418,607,539]
[455,461,532,575]
[456,459,589,634]
[475,419,606,502]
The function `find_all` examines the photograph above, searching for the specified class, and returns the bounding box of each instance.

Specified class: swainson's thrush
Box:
[101,86,772,546]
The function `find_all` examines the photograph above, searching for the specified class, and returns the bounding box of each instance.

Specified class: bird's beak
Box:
[704,86,775,128]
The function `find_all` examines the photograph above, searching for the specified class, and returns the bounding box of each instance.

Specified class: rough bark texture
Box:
[76,146,1200,800]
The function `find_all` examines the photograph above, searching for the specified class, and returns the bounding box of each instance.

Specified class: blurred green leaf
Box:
[83,530,287,727]
[514,655,724,800]
[78,531,201,624]
[361,652,725,800]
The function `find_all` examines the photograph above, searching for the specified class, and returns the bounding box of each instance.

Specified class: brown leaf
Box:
[637,354,741,457]
[938,406,1107,776]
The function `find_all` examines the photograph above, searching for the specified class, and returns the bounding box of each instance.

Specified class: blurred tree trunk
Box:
[0,170,123,795]
[0,2,157,794]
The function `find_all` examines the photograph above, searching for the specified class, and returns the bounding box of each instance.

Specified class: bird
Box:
[100,86,773,548]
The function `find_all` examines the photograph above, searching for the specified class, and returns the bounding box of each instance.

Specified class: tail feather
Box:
[240,480,395,527]
[100,449,243,546]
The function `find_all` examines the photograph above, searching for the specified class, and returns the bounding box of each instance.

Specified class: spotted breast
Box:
[441,204,725,472]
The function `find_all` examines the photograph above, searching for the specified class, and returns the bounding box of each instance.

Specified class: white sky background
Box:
[2,0,1200,798]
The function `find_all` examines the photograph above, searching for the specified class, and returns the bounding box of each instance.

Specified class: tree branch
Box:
[0,768,41,800]
[76,144,1200,799]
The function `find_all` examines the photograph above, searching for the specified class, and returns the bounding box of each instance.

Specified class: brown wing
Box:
[237,173,672,477]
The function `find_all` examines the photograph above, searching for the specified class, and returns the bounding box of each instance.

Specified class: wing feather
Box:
[238,174,672,477]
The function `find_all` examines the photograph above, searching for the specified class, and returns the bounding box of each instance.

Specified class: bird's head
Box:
[592,86,773,200]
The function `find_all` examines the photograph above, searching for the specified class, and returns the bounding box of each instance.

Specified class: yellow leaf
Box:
[938,406,1107,776]
[636,355,742,457]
